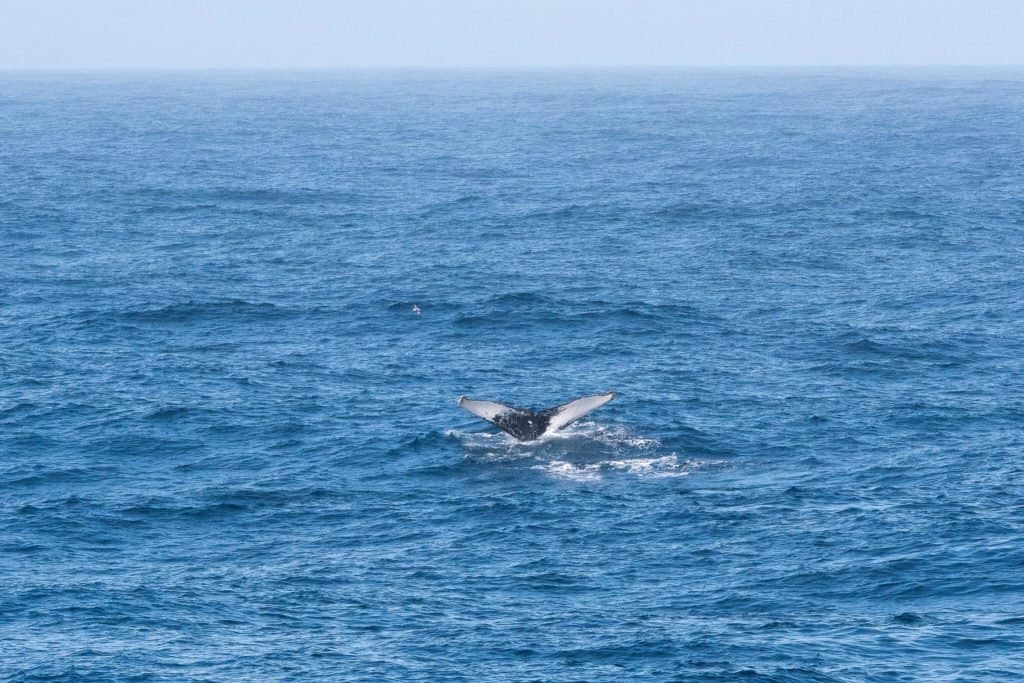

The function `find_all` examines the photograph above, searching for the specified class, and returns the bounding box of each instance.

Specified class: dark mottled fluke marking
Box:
[492,406,557,441]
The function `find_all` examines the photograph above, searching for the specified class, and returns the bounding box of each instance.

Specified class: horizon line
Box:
[3,63,1024,74]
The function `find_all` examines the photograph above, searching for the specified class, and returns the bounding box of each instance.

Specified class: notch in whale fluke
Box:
[457,391,617,442]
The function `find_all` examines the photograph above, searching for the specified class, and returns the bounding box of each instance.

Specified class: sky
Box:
[1,0,1023,69]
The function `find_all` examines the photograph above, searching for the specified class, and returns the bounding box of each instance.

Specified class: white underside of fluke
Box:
[543,393,616,433]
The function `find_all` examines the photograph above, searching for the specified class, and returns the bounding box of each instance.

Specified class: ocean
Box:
[2,69,1023,681]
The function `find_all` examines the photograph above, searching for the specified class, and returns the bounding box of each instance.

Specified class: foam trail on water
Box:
[451,421,718,480]
[536,454,712,481]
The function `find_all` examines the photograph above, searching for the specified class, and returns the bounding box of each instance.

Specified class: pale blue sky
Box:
[2,0,1022,69]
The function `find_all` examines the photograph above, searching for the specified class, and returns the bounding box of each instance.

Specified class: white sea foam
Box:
[605,454,693,477]
[526,422,663,453]
[535,454,705,481]
[453,421,720,481]
[536,460,604,482]
[446,428,532,462]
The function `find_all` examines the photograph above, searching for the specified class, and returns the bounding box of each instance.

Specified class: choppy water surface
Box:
[2,70,1024,681]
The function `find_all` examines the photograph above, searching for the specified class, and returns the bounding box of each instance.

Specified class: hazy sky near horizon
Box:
[2,0,1023,69]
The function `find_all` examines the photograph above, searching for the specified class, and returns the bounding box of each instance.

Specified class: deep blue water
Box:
[2,70,1024,681]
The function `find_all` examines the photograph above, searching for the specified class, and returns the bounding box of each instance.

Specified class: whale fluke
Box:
[457,392,617,441]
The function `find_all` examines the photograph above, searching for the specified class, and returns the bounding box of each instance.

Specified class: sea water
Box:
[2,69,1023,681]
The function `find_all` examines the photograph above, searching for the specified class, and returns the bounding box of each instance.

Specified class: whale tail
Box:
[457,392,617,441]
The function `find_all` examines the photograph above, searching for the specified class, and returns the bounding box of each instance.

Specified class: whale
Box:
[457,391,616,441]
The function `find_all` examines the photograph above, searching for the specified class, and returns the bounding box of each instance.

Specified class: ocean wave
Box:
[118,299,300,323]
